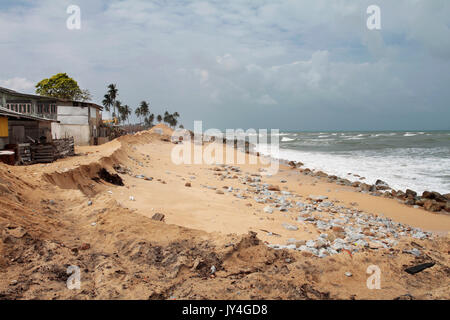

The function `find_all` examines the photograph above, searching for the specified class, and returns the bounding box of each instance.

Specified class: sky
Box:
[0,0,449,131]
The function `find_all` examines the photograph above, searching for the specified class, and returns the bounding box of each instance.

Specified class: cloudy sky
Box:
[1,0,449,130]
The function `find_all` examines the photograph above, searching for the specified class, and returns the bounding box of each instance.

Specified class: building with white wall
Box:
[51,100,103,146]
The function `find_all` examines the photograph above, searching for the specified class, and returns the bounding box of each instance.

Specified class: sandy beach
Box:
[0,124,448,300]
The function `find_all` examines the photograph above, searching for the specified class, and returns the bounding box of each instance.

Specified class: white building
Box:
[51,100,103,146]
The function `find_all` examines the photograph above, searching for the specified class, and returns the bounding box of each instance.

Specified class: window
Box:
[27,104,31,113]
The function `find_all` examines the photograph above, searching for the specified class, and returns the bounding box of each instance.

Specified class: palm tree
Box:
[163,111,170,125]
[114,100,123,124]
[172,112,180,128]
[135,107,142,124]
[144,113,155,128]
[107,84,118,120]
[102,94,112,113]
[157,114,162,123]
[162,111,180,128]
[140,101,150,122]
[120,104,131,125]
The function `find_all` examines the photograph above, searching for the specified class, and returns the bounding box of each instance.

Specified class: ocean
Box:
[255,131,450,195]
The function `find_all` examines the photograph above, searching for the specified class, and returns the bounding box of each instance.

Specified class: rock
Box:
[368,241,384,249]
[405,189,417,198]
[411,231,427,239]
[80,243,90,250]
[185,182,191,187]
[216,190,224,195]
[421,191,446,202]
[282,223,298,231]
[87,200,93,206]
[375,179,390,190]
[151,213,165,221]
[345,272,352,277]
[267,185,280,191]
[332,226,344,233]
[129,196,135,201]
[423,199,444,212]
[308,195,328,202]
[404,248,421,257]
[445,202,450,213]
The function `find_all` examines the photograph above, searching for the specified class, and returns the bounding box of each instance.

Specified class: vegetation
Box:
[101,84,182,131]
[163,111,180,128]
[35,73,91,101]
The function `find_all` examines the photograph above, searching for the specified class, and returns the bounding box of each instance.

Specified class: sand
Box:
[0,124,449,300]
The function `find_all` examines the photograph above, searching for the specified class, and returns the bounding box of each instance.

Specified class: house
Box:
[0,86,58,149]
[51,100,103,145]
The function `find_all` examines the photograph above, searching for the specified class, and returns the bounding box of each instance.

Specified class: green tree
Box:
[107,84,118,120]
[140,101,150,120]
[135,106,142,124]
[35,73,91,101]
[114,100,123,124]
[157,114,162,123]
[120,104,131,125]
[163,111,180,128]
[102,94,113,113]
[144,113,155,128]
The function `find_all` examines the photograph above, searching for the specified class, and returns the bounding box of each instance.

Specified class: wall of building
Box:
[57,105,89,125]
[51,123,91,146]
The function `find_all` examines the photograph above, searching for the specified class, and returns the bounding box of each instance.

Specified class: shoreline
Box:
[220,134,450,216]
[1,124,449,299]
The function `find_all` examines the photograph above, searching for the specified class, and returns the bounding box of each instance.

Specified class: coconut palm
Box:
[140,101,150,121]
[120,104,131,125]
[135,107,142,124]
[102,94,112,113]
[114,100,123,124]
[107,84,118,119]
[144,113,155,128]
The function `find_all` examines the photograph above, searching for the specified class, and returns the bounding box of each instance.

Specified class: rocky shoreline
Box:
[175,131,450,215]
[279,159,450,215]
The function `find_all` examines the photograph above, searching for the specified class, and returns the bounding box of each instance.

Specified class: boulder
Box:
[375,179,390,190]
[423,200,444,212]
[405,189,417,198]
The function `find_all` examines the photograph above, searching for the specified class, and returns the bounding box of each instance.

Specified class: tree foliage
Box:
[35,73,91,101]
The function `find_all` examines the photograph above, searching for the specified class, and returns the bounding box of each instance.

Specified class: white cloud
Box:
[0,0,449,130]
[0,77,35,93]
